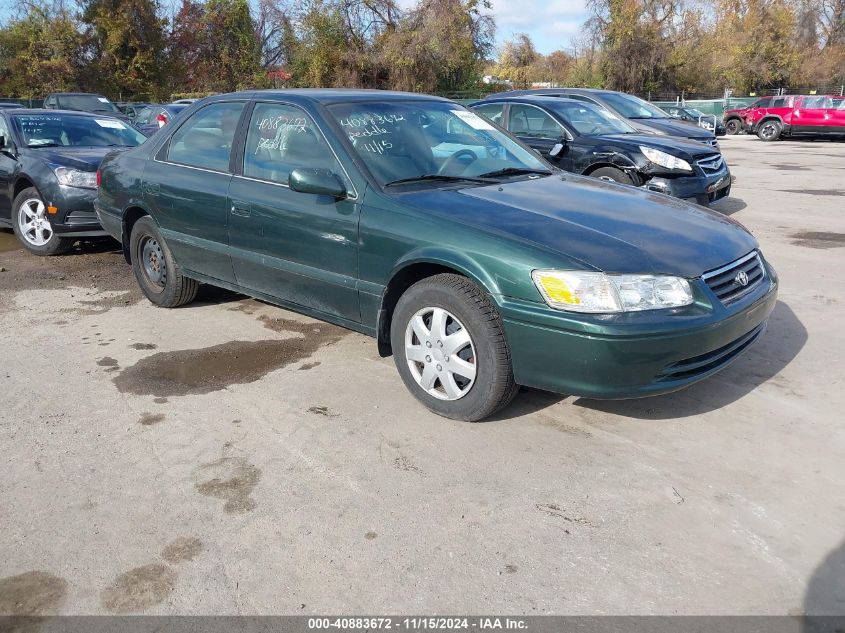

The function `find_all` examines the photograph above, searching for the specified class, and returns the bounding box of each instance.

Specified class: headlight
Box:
[639,146,692,172]
[532,270,693,313]
[55,167,97,189]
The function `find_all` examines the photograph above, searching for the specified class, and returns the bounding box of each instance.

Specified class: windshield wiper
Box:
[384,174,493,187]
[27,142,60,148]
[476,167,552,179]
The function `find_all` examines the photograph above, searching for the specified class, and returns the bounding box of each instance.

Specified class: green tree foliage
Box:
[0,1,83,99]
[79,0,168,99]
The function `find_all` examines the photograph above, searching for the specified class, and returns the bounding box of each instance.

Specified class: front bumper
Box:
[49,186,108,237]
[499,261,778,399]
[643,167,731,206]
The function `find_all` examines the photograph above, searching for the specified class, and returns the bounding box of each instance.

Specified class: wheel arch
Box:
[13,175,39,201]
[375,253,499,357]
[754,115,783,131]
[583,161,642,185]
[120,204,152,263]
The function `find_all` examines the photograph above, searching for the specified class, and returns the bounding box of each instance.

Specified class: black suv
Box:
[472,96,731,206]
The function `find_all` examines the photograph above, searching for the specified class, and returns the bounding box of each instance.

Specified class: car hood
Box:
[596,134,720,160]
[398,174,756,278]
[29,146,118,171]
[628,117,716,141]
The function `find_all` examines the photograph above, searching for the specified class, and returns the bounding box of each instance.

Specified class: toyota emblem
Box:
[735,270,749,286]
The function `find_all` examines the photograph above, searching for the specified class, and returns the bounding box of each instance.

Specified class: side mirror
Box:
[549,138,567,158]
[289,168,347,199]
[0,135,5,148]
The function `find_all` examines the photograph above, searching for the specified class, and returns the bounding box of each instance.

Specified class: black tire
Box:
[725,118,742,135]
[11,187,74,256]
[757,120,782,142]
[390,273,518,421]
[589,166,635,185]
[129,216,198,308]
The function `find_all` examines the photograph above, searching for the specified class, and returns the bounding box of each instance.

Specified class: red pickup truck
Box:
[724,95,845,141]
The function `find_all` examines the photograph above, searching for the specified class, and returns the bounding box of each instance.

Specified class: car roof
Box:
[205,88,450,105]
[478,95,581,105]
[47,92,110,97]
[2,108,120,117]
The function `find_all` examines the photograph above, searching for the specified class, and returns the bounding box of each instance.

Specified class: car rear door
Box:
[792,96,830,134]
[226,100,361,322]
[142,100,247,283]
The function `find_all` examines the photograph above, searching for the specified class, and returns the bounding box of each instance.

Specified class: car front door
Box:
[142,100,246,283]
[0,115,15,220]
[227,101,361,323]
[507,103,566,161]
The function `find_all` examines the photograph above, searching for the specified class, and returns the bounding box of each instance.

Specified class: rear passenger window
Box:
[472,103,505,125]
[167,102,244,172]
[243,102,344,186]
[508,104,563,138]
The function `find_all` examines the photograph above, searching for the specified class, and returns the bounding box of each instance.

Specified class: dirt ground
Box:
[1,135,843,616]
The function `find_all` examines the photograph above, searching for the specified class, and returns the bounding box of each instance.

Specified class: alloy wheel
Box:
[17,198,54,246]
[404,306,476,401]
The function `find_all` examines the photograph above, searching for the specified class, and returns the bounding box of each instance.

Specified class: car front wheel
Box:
[590,166,635,185]
[391,274,518,421]
[12,188,74,256]
[757,120,782,142]
[725,119,742,135]
[129,216,198,308]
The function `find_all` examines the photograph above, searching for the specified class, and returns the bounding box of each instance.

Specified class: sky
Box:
[483,0,590,55]
[0,0,591,56]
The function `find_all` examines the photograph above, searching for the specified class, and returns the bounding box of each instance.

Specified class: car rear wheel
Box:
[11,188,74,256]
[590,166,635,185]
[757,120,782,142]
[130,216,198,308]
[725,119,742,135]
[391,273,518,421]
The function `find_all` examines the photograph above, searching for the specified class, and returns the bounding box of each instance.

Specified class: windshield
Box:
[56,95,120,113]
[545,100,637,135]
[327,100,550,187]
[686,108,707,117]
[12,113,147,147]
[600,93,670,119]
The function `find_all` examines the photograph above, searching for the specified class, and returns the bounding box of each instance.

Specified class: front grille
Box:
[696,154,725,173]
[702,251,765,304]
[657,322,765,382]
[703,138,719,147]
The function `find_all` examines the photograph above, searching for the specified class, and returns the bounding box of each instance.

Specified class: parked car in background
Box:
[0,102,24,110]
[0,109,147,254]
[471,96,731,206]
[721,98,770,134]
[97,90,776,421]
[750,95,845,141]
[171,98,199,105]
[44,92,131,122]
[133,104,190,136]
[663,105,726,136]
[488,88,720,149]
[120,103,155,121]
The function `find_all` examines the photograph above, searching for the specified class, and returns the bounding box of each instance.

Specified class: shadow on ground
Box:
[573,300,806,420]
[804,538,845,616]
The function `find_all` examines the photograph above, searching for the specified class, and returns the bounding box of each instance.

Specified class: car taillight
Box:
[156,113,168,127]
[96,169,101,188]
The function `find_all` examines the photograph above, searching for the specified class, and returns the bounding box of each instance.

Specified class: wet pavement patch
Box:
[308,405,338,417]
[791,231,845,249]
[130,343,158,350]
[192,457,261,514]
[299,361,321,371]
[97,357,119,367]
[770,164,808,171]
[160,537,203,564]
[112,320,347,397]
[365,531,377,540]
[153,397,168,404]
[780,189,845,196]
[138,412,165,426]
[100,563,177,613]
[0,571,67,615]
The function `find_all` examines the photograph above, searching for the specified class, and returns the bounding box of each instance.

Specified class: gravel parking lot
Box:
[1,134,843,616]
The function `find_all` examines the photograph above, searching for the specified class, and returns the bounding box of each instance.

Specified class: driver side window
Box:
[0,117,10,146]
[508,104,563,139]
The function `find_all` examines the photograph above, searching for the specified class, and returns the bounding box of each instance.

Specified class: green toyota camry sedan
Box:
[95,90,778,421]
